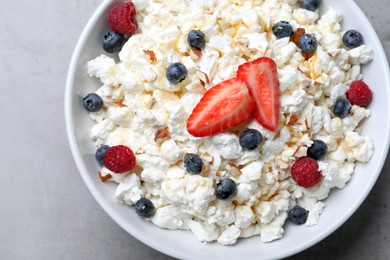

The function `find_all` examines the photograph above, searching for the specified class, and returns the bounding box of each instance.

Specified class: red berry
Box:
[107,2,138,35]
[346,80,373,107]
[103,145,136,173]
[291,157,322,188]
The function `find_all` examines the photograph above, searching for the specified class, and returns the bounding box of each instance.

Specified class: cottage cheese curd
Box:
[86,0,374,245]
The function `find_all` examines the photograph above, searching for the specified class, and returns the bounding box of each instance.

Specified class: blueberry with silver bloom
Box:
[298,34,318,53]
[82,93,103,112]
[95,145,110,167]
[333,97,351,118]
[272,21,294,39]
[166,62,188,84]
[343,30,364,49]
[135,198,155,218]
[215,179,237,200]
[307,140,328,160]
[184,153,203,174]
[102,31,126,53]
[239,128,263,150]
[303,0,322,11]
[288,206,308,225]
[188,30,206,50]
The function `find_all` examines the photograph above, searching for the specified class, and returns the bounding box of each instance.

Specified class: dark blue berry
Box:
[303,0,322,11]
[343,30,364,49]
[166,63,188,84]
[215,179,237,200]
[103,31,126,53]
[188,30,206,50]
[272,21,294,39]
[135,198,155,218]
[184,153,203,174]
[288,206,308,225]
[83,93,103,112]
[307,140,327,160]
[95,145,110,167]
[298,34,318,53]
[239,129,263,150]
[333,98,351,118]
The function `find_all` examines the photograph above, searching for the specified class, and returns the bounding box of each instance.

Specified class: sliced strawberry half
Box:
[187,78,256,137]
[237,57,280,132]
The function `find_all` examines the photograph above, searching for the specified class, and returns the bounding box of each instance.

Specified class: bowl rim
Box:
[65,0,390,259]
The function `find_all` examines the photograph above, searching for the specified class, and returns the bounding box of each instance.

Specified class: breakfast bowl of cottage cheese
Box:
[65,0,390,259]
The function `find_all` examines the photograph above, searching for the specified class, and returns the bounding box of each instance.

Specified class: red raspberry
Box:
[107,2,138,35]
[346,80,373,107]
[291,157,322,188]
[103,145,136,173]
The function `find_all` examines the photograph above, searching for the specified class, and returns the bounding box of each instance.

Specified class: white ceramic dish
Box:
[65,0,390,259]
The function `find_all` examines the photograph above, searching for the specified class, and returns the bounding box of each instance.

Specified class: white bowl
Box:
[65,0,390,259]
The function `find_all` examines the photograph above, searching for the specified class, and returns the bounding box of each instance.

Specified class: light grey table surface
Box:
[1,0,389,259]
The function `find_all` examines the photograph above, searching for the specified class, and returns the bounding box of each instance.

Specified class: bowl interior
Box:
[65,0,390,259]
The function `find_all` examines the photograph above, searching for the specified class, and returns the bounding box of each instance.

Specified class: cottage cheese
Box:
[86,0,374,245]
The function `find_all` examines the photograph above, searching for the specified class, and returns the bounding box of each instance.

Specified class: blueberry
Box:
[303,0,322,11]
[307,140,327,160]
[135,198,155,218]
[298,34,318,53]
[239,129,263,150]
[272,21,294,39]
[343,30,364,49]
[95,145,110,167]
[82,93,103,112]
[103,31,126,53]
[333,98,351,118]
[288,206,308,225]
[215,179,237,200]
[188,30,206,50]
[166,63,188,84]
[184,153,203,174]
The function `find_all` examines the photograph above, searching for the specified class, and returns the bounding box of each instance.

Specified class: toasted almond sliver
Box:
[143,49,157,64]
[191,48,202,57]
[196,70,210,85]
[225,163,241,178]
[287,114,299,126]
[154,127,169,142]
[98,171,111,182]
[113,102,127,107]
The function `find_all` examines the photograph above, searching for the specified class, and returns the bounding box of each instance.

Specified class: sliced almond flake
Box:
[236,37,249,47]
[196,70,210,86]
[154,127,169,142]
[113,101,127,107]
[190,48,201,60]
[143,50,157,64]
[225,163,241,178]
[327,49,341,57]
[287,114,299,126]
[192,48,202,56]
[98,171,111,182]
[243,54,251,61]
[298,65,310,74]
[314,81,321,87]
[306,116,312,130]
[136,149,145,155]
[202,152,213,164]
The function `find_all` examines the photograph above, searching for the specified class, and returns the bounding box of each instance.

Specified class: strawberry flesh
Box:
[187,78,255,137]
[237,57,280,132]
